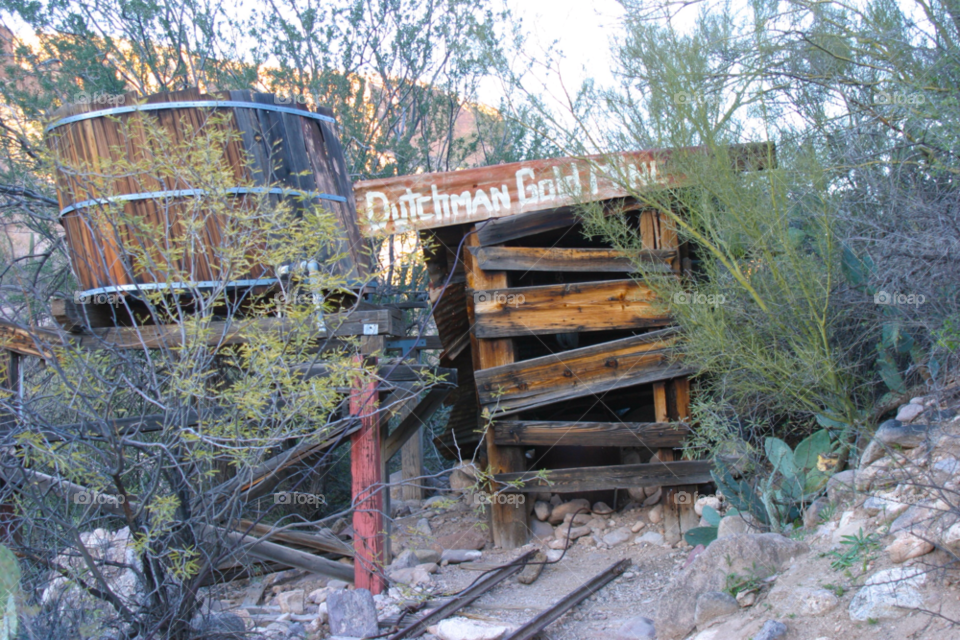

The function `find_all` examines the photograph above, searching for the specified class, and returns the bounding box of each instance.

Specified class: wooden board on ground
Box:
[475,328,692,416]
[471,279,671,338]
[493,460,712,494]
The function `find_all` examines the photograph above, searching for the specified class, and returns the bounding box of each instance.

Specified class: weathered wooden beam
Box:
[471,279,671,338]
[350,338,386,593]
[492,420,690,448]
[236,519,354,558]
[468,246,675,273]
[382,388,452,462]
[493,460,712,494]
[464,230,529,549]
[475,328,693,416]
[400,427,424,501]
[51,297,123,331]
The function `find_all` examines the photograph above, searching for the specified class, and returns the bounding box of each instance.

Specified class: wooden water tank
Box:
[45,88,369,299]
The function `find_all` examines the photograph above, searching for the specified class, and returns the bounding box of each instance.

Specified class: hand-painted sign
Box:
[354,149,671,234]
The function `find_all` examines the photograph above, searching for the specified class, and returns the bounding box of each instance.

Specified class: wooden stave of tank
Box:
[45,88,370,301]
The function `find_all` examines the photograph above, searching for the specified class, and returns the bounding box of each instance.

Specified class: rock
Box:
[862,491,910,521]
[635,531,664,545]
[530,519,553,540]
[768,586,838,616]
[826,470,856,505]
[449,463,478,493]
[653,534,809,639]
[436,617,510,640]
[889,502,943,536]
[307,587,330,604]
[548,499,590,524]
[736,589,757,607]
[592,501,614,515]
[533,501,551,521]
[694,495,721,517]
[848,566,926,621]
[859,420,934,469]
[942,521,960,548]
[548,538,568,550]
[694,591,738,628]
[190,612,247,639]
[327,580,348,590]
[631,521,645,533]
[714,438,752,475]
[803,497,830,529]
[934,456,960,475]
[328,588,378,638]
[647,504,663,524]
[416,518,432,536]
[832,510,869,544]
[544,549,563,562]
[716,512,762,538]
[517,551,546,585]
[886,533,934,563]
[602,527,632,547]
[642,488,662,507]
[587,517,608,531]
[390,566,432,585]
[277,589,305,615]
[549,494,562,506]
[613,616,656,640]
[413,549,442,564]
[555,523,591,540]
[436,527,487,550]
[895,402,925,424]
[390,549,419,571]
[569,512,592,525]
[753,620,787,640]
[440,549,482,564]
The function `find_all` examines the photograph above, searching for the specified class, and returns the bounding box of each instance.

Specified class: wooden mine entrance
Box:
[354,143,771,547]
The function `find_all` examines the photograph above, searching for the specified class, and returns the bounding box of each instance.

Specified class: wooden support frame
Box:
[350,335,387,593]
[493,459,711,494]
[464,229,529,549]
[492,420,690,448]
[657,377,698,544]
[468,246,676,273]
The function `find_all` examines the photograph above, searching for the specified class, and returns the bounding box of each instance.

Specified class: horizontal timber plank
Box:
[492,420,690,447]
[475,328,694,416]
[471,279,671,338]
[468,246,676,273]
[493,460,712,493]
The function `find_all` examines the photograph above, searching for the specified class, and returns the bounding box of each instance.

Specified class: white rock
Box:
[848,567,926,621]
[895,403,925,423]
[784,587,839,616]
[942,521,960,548]
[635,531,664,545]
[277,589,305,615]
[416,518,432,536]
[695,495,721,517]
[436,617,510,640]
[533,501,551,521]
[544,549,564,562]
[717,513,763,538]
[602,527,632,547]
[647,504,663,524]
[631,521,646,533]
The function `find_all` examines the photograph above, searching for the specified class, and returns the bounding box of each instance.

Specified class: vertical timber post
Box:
[351,335,386,593]
[400,430,424,501]
[464,230,529,549]
[658,378,697,544]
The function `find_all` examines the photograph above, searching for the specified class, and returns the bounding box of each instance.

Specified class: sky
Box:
[479,0,628,107]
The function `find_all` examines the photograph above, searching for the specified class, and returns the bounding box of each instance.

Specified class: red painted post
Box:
[349,345,386,594]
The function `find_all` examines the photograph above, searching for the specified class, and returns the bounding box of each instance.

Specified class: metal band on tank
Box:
[58,187,347,218]
[45,100,337,133]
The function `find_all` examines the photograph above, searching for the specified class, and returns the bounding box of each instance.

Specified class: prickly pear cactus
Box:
[0,545,19,640]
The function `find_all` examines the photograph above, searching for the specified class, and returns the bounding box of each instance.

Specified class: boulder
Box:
[440,549,481,564]
[436,617,510,640]
[276,589,305,615]
[436,527,487,551]
[716,512,763,538]
[449,463,478,493]
[530,519,554,540]
[516,551,546,585]
[189,612,247,639]
[826,470,856,505]
[635,531,664,545]
[548,499,591,524]
[416,518,432,536]
[803,497,830,529]
[555,523,591,541]
[533,501,551,521]
[859,420,934,469]
[653,534,809,639]
[647,504,663,524]
[848,566,926,621]
[694,495,722,517]
[895,402,925,424]
[753,620,787,640]
[886,533,934,564]
[389,549,419,571]
[413,549,442,564]
[328,588,378,638]
[592,501,614,515]
[613,616,656,640]
[602,527,632,547]
[694,591,738,628]
[642,488,663,507]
